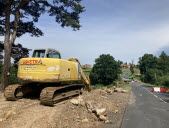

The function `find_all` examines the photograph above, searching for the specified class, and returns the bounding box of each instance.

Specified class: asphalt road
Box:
[121,82,169,128]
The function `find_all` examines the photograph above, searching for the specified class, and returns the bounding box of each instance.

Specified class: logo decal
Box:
[23,59,42,65]
[39,59,42,64]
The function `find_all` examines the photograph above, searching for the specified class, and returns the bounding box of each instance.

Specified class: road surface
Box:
[121,82,169,128]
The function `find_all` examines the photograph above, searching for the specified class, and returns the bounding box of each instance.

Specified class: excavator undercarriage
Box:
[4,84,84,106]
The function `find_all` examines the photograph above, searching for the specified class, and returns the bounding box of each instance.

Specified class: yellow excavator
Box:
[4,48,91,106]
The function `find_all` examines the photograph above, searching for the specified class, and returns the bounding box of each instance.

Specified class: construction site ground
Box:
[0,87,130,128]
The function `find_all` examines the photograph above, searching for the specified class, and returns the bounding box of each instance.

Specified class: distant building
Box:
[82,64,92,68]
[121,64,130,69]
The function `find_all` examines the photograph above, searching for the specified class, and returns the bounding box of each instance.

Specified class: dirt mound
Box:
[0,89,129,128]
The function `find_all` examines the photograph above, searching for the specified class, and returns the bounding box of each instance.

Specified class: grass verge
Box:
[92,81,132,91]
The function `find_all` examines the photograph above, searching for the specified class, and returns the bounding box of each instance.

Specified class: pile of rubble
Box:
[100,86,129,95]
[70,96,111,124]
[69,87,129,124]
[0,87,130,128]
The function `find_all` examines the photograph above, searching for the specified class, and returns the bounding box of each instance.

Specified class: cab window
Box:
[53,52,61,59]
[32,50,45,58]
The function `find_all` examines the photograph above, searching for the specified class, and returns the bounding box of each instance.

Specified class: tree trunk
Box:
[1,43,12,91]
[1,1,11,92]
[1,0,26,92]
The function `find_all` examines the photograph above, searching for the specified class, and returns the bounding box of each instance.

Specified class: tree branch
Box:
[10,0,31,44]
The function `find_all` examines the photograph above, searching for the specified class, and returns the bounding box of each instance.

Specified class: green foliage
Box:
[0,42,29,64]
[130,65,134,74]
[9,66,19,85]
[139,51,169,86]
[92,84,114,90]
[121,68,130,73]
[144,68,163,85]
[89,54,121,85]
[139,54,159,74]
[159,51,169,74]
[0,0,85,37]
[0,64,18,84]
[162,76,169,87]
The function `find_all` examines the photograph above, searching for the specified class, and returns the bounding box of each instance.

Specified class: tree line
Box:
[138,51,169,86]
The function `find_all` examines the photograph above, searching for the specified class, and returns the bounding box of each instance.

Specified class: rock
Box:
[105,120,111,124]
[114,88,123,92]
[70,99,79,105]
[99,115,108,121]
[81,118,89,123]
[71,106,75,109]
[121,90,128,93]
[4,110,13,120]
[113,86,116,89]
[106,89,113,94]
[95,108,107,116]
[70,98,84,106]
[100,90,107,95]
[85,101,94,112]
[114,110,119,113]
[101,96,107,99]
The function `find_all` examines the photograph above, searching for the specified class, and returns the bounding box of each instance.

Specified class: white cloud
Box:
[1,0,169,65]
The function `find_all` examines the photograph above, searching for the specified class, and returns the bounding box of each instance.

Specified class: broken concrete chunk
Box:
[114,110,119,113]
[4,110,13,120]
[106,89,112,93]
[81,118,89,123]
[85,101,95,112]
[95,108,107,116]
[70,98,84,106]
[121,90,128,93]
[99,115,108,121]
[114,88,123,92]
[70,99,79,105]
[105,120,111,124]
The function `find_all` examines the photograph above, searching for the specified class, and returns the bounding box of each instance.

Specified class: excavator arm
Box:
[68,58,91,91]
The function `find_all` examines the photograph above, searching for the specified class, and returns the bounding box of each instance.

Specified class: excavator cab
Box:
[32,48,61,59]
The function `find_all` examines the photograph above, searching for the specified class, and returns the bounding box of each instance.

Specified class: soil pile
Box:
[0,88,129,128]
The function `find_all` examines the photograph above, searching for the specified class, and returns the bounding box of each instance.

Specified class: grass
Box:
[118,82,131,91]
[92,81,132,91]
[142,82,168,88]
[121,68,130,73]
[92,84,114,90]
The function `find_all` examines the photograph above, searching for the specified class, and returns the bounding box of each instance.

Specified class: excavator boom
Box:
[68,58,91,91]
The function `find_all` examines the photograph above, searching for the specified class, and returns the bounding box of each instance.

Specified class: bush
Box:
[90,54,121,85]
[9,65,19,85]
[0,64,19,85]
[143,68,163,85]
[158,75,169,87]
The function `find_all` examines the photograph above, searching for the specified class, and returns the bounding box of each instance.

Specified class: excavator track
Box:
[40,84,84,106]
[4,84,23,101]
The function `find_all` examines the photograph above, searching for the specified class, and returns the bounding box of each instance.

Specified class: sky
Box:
[2,0,169,65]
